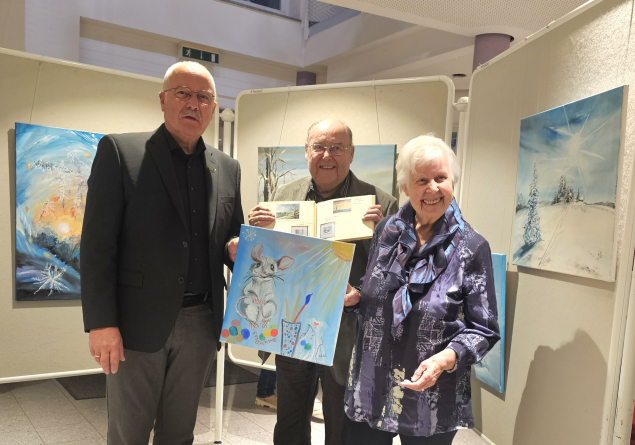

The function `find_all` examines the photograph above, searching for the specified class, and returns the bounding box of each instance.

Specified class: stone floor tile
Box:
[36,421,101,444]
[0,412,34,433]
[58,440,106,445]
[0,428,43,445]
[26,403,87,429]
[18,397,74,415]
[9,380,65,403]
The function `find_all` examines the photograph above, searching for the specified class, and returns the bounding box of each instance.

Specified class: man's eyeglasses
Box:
[309,144,350,156]
[163,86,215,105]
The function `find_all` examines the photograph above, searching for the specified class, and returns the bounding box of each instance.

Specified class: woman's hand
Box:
[400,349,457,392]
[344,283,361,307]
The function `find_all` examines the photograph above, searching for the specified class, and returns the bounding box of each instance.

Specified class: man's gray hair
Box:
[396,134,461,192]
[163,61,217,104]
[306,120,354,146]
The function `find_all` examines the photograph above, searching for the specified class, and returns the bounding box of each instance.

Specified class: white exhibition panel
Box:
[0,48,218,381]
[230,77,454,367]
[461,0,635,444]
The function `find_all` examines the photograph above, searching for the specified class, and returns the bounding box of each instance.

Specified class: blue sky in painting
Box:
[517,86,624,204]
[257,145,397,201]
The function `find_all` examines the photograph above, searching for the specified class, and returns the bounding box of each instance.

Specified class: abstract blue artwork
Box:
[257,144,397,202]
[15,123,103,300]
[512,86,626,281]
[221,225,355,365]
[474,253,506,393]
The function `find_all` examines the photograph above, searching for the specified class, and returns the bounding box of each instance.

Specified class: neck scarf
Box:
[375,198,465,332]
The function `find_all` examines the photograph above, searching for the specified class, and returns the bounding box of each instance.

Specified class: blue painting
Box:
[474,253,506,393]
[512,86,626,281]
[15,123,103,300]
[257,144,397,202]
[221,225,355,365]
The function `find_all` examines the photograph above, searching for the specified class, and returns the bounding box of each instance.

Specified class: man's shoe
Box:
[312,399,324,420]
[255,394,277,410]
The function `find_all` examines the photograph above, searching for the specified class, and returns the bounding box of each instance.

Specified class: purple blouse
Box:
[344,201,500,436]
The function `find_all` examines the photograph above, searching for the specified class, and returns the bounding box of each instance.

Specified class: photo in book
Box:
[14,123,104,300]
[511,85,626,281]
[221,225,355,365]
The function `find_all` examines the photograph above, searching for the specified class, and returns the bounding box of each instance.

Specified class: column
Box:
[473,33,512,71]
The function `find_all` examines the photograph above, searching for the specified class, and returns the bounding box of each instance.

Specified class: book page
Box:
[259,201,316,237]
[315,195,375,242]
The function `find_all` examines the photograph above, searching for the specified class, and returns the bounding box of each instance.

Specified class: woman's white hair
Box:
[163,61,217,104]
[396,134,461,192]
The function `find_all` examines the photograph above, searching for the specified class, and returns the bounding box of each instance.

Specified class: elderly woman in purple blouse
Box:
[342,135,500,445]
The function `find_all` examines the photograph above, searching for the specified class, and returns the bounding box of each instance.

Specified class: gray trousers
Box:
[106,304,217,445]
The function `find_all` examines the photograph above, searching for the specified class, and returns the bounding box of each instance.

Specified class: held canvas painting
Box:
[512,86,626,281]
[257,144,398,201]
[15,122,103,300]
[221,225,355,365]
[474,253,506,393]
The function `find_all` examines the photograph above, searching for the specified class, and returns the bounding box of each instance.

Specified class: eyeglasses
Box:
[162,86,215,105]
[309,144,350,156]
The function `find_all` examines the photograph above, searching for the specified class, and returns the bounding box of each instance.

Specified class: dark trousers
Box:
[105,304,217,445]
[274,355,346,445]
[257,369,277,398]
[341,415,457,445]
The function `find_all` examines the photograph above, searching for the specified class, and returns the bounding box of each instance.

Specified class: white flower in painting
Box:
[34,264,69,296]
[244,228,257,241]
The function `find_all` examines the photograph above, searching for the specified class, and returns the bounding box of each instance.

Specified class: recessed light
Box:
[452,73,467,78]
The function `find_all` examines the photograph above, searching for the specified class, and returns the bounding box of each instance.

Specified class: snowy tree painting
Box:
[512,86,626,281]
[15,123,103,300]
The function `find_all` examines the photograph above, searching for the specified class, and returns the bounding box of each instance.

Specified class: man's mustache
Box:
[180,109,201,120]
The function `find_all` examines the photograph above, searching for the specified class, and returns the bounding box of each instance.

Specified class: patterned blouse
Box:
[344,201,500,437]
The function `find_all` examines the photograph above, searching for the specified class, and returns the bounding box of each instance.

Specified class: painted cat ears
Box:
[277,256,294,270]
[250,243,294,270]
[251,243,264,261]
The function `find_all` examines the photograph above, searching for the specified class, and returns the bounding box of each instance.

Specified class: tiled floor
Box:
[0,378,487,445]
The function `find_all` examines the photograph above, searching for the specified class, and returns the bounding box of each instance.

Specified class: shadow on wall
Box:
[512,330,606,445]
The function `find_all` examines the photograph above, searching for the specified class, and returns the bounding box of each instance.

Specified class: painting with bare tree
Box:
[15,123,103,300]
[512,86,626,281]
[257,145,398,202]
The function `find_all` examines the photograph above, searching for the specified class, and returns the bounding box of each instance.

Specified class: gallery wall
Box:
[229,77,453,364]
[0,47,217,380]
[461,0,635,444]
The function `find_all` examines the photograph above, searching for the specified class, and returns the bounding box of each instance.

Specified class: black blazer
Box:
[80,126,243,352]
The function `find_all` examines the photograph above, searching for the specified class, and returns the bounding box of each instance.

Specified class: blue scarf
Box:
[375,199,464,332]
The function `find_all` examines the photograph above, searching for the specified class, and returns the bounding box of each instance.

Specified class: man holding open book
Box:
[248,119,398,445]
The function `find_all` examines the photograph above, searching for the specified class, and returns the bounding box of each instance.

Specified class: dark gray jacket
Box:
[271,172,398,384]
[80,125,243,352]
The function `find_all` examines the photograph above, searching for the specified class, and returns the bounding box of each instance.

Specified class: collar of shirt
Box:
[161,124,207,157]
[307,171,352,203]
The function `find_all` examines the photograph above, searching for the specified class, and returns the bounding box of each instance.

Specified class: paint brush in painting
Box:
[285,298,289,320]
[292,291,302,320]
[292,293,313,323]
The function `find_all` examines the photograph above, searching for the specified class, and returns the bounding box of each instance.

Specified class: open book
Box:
[260,195,376,242]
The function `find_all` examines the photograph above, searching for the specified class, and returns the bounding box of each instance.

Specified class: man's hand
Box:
[344,282,361,307]
[361,204,383,224]
[400,349,457,392]
[89,327,125,374]
[248,205,276,227]
[227,237,239,262]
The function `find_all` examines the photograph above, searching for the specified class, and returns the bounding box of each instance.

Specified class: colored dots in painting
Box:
[226,336,235,344]
[304,344,312,351]
[236,334,243,342]
[241,329,250,339]
[229,326,238,336]
[26,162,33,169]
[231,319,241,327]
[221,329,230,338]
[259,333,266,341]
[44,253,51,258]
[85,152,91,158]
[270,324,277,330]
[264,330,271,338]
[300,340,306,346]
[271,329,278,337]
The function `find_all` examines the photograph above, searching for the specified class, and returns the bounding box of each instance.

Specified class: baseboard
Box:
[473,427,496,445]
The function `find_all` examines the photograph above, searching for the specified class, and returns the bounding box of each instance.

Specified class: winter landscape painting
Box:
[512,86,626,281]
[257,144,397,202]
[474,253,506,393]
[15,123,103,300]
[221,225,354,366]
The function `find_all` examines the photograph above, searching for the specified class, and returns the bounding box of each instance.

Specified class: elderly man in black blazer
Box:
[248,119,398,445]
[80,61,243,444]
